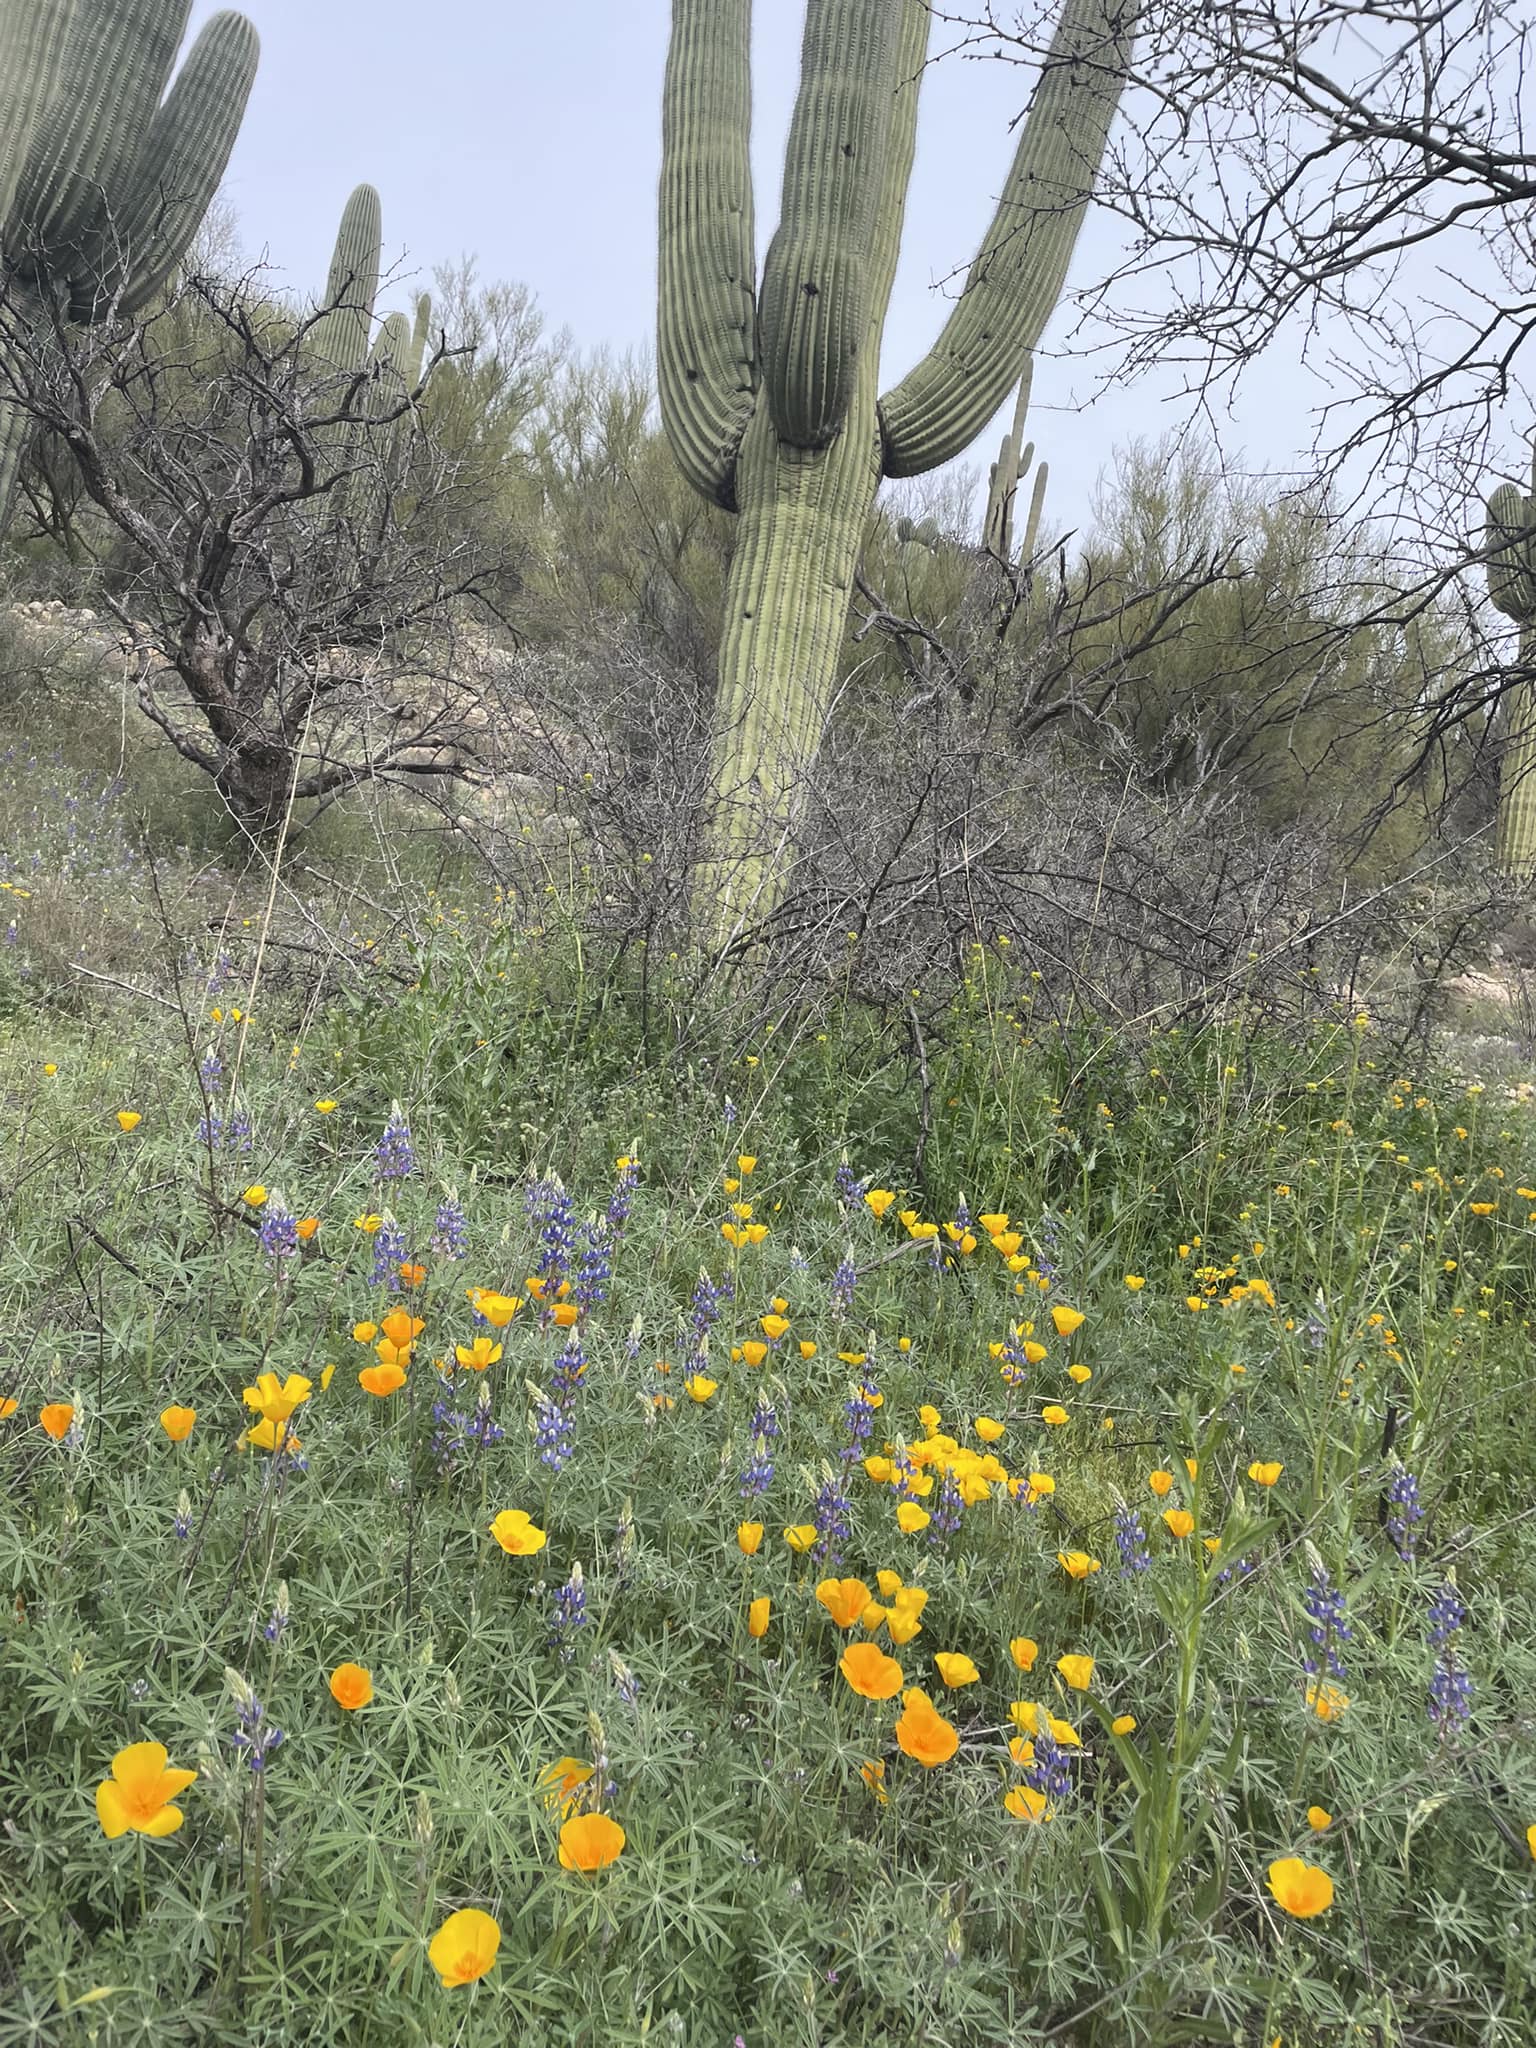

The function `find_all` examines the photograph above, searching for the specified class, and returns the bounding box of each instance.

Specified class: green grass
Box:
[3,888,1536,2046]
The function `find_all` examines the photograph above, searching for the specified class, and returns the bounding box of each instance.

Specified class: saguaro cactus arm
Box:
[0,0,77,230]
[1487,479,1536,624]
[758,0,902,450]
[110,11,260,316]
[878,0,1135,478]
[310,183,383,375]
[657,0,758,507]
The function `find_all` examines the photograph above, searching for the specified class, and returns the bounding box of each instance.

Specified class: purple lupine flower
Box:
[376,1107,415,1180]
[1302,1560,1350,1681]
[927,1470,964,1547]
[722,1097,738,1128]
[262,1584,290,1644]
[739,1434,774,1499]
[534,1393,574,1474]
[841,1373,880,1463]
[229,1684,284,1773]
[811,1476,851,1566]
[609,1156,639,1235]
[1023,1724,1071,1805]
[260,1201,299,1263]
[1427,1580,1472,1730]
[430,1197,468,1260]
[199,1047,223,1088]
[549,1562,587,1659]
[551,1334,587,1402]
[371,1219,408,1287]
[1385,1462,1424,1559]
[830,1251,857,1314]
[1427,1580,1465,1649]
[466,1382,504,1450]
[530,1179,577,1289]
[1114,1502,1151,1573]
[173,1489,193,1540]
[429,1398,467,1477]
[573,1225,614,1312]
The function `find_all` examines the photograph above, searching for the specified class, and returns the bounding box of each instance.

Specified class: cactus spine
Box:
[1486,448,1536,876]
[659,0,1134,939]
[983,356,1048,570]
[0,0,259,523]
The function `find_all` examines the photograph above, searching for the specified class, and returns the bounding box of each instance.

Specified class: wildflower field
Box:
[3,906,1536,2046]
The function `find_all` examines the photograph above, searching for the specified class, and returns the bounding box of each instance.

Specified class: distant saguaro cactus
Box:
[659,0,1134,940]
[0,0,259,526]
[983,356,1049,572]
[1486,448,1536,876]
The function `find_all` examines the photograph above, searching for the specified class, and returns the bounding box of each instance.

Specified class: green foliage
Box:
[3,907,1536,2044]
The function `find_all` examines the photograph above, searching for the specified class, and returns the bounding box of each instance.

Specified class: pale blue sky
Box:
[187,0,1326,541]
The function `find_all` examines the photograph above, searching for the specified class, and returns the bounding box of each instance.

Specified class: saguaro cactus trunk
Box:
[0,0,259,526]
[1486,450,1536,877]
[659,0,1135,944]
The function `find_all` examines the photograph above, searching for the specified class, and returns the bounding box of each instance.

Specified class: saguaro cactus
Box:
[1486,450,1536,876]
[983,356,1049,572]
[659,0,1134,938]
[0,0,259,525]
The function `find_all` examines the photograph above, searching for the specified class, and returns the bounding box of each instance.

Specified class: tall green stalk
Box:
[659,0,1135,943]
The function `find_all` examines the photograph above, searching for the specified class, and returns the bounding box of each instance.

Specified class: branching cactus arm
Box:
[757,0,902,450]
[878,0,1135,478]
[657,0,758,508]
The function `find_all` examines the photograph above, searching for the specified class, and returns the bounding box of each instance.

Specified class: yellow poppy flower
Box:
[1057,1551,1101,1580]
[974,1416,1005,1443]
[1050,1305,1085,1338]
[1056,1654,1095,1692]
[1124,1275,1145,1290]
[760,1313,789,1341]
[748,1595,771,1638]
[1010,1637,1039,1672]
[1004,1784,1051,1823]
[429,1908,501,1988]
[1307,1805,1332,1831]
[1266,1858,1334,1918]
[1306,1680,1350,1722]
[933,1652,980,1688]
[115,1111,142,1132]
[684,1373,718,1402]
[455,1336,503,1371]
[1040,1405,1069,1427]
[158,1406,196,1443]
[1111,1714,1137,1735]
[895,1687,959,1766]
[1162,1508,1195,1539]
[865,1190,896,1219]
[737,1522,764,1555]
[783,1524,818,1554]
[489,1509,547,1556]
[95,1741,196,1838]
[1248,1460,1283,1486]
[896,1502,931,1534]
[739,1341,768,1368]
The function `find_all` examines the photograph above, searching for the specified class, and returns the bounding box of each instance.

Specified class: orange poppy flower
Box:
[359,1361,407,1397]
[39,1402,74,1441]
[329,1662,373,1710]
[816,1578,873,1630]
[95,1741,196,1838]
[158,1406,196,1443]
[839,1642,904,1700]
[1266,1857,1334,1917]
[558,1812,626,1873]
[894,1688,959,1766]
